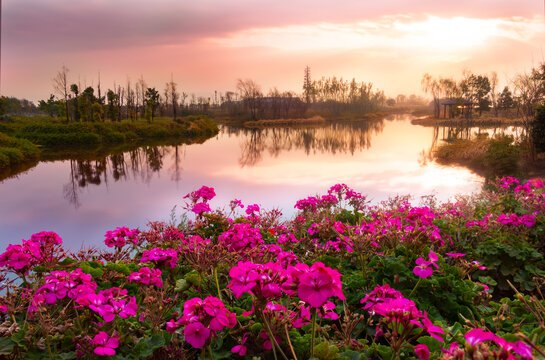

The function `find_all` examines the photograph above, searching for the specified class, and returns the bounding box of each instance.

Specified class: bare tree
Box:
[137,76,147,119]
[165,75,179,120]
[53,65,71,122]
[512,70,543,123]
[126,78,134,121]
[490,71,498,116]
[421,73,441,118]
[237,79,263,120]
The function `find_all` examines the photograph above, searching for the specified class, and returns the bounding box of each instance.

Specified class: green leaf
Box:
[174,278,190,292]
[478,276,497,286]
[417,336,442,352]
[339,350,363,360]
[0,337,14,355]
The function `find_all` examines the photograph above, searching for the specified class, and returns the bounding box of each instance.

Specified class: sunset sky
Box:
[2,0,545,102]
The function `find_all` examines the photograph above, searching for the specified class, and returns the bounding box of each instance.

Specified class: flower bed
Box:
[0,179,544,359]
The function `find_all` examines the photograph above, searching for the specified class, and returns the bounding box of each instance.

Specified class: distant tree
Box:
[490,71,499,115]
[145,87,160,122]
[532,105,545,153]
[91,103,104,122]
[460,72,490,116]
[0,97,7,116]
[497,86,514,112]
[70,84,81,122]
[126,78,135,121]
[512,67,545,122]
[421,73,441,118]
[165,76,179,120]
[386,98,396,106]
[137,76,147,119]
[78,86,98,122]
[237,79,262,120]
[106,89,120,121]
[38,95,61,117]
[53,66,71,122]
[303,66,312,104]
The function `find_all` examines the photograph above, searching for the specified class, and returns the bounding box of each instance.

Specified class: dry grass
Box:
[243,115,327,128]
[434,136,490,167]
[412,115,526,128]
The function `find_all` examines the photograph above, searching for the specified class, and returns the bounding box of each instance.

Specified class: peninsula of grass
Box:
[434,134,523,177]
[0,115,218,171]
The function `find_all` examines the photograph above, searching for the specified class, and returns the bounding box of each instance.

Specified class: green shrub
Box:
[484,135,521,176]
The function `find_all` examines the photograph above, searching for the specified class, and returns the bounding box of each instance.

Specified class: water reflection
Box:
[225,119,385,167]
[46,117,521,208]
[62,146,184,208]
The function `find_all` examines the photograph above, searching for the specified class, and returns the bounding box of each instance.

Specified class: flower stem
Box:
[45,334,54,360]
[261,312,289,360]
[214,267,222,301]
[208,344,215,360]
[310,307,317,358]
[284,324,298,360]
[408,277,422,298]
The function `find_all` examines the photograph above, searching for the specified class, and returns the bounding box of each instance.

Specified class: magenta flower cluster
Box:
[361,284,445,342]
[104,227,139,248]
[166,296,236,348]
[140,247,179,268]
[128,267,163,288]
[441,328,533,359]
[218,223,263,252]
[0,231,62,272]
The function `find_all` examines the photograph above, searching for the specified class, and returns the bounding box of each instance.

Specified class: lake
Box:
[0,114,489,250]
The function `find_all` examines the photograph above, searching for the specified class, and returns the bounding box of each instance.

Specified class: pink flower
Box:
[413,258,433,278]
[228,262,259,298]
[192,202,211,215]
[104,227,139,248]
[296,262,345,308]
[245,204,260,214]
[445,253,465,258]
[184,322,211,348]
[184,186,216,202]
[414,344,429,360]
[128,267,163,288]
[140,248,178,268]
[230,199,244,211]
[528,178,544,188]
[92,332,119,356]
[511,341,533,359]
[464,328,496,347]
[231,333,248,356]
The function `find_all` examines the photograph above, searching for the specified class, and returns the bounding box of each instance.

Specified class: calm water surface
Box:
[0,115,486,249]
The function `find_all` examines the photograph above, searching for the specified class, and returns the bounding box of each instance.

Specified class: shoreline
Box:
[412,115,526,128]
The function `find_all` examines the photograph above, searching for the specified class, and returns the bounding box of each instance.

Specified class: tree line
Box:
[421,65,545,120]
[302,66,386,115]
[39,67,196,123]
[2,66,390,122]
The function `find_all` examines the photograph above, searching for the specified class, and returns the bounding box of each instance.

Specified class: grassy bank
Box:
[243,115,327,128]
[434,134,523,177]
[412,115,525,128]
[0,115,218,172]
[0,132,39,171]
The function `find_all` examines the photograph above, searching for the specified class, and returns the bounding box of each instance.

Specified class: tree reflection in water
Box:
[63,145,183,208]
[226,119,386,167]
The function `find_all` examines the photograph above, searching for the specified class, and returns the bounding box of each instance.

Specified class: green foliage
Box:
[474,241,545,293]
[0,132,39,170]
[314,341,340,360]
[484,135,521,176]
[532,105,545,153]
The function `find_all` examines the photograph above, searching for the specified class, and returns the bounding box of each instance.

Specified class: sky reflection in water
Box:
[0,115,484,250]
